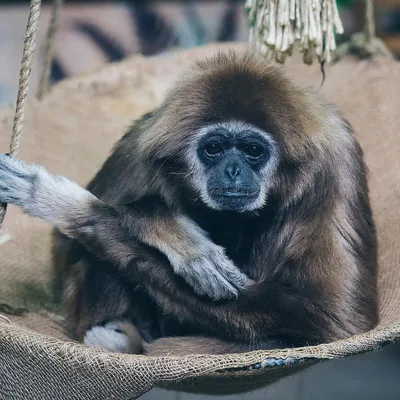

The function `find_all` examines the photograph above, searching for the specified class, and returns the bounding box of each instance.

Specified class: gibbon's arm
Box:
[0,154,247,300]
[134,256,343,346]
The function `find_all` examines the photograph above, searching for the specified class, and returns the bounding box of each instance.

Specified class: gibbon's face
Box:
[190,121,278,213]
[142,54,325,213]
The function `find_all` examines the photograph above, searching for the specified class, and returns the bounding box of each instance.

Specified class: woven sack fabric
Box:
[0,43,399,399]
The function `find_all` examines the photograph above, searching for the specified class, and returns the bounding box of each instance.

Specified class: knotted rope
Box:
[333,0,392,61]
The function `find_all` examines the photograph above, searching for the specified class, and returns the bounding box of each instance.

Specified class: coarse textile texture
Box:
[0,43,399,399]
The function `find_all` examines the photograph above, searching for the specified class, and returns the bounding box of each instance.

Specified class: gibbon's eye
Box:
[243,144,264,159]
[205,142,224,156]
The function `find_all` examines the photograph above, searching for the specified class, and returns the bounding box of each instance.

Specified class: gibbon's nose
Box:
[226,162,240,180]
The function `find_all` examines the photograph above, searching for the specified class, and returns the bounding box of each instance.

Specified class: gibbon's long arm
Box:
[0,154,348,347]
[0,154,247,300]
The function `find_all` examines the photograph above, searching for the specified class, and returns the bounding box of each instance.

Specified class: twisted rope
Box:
[364,0,375,42]
[10,0,42,158]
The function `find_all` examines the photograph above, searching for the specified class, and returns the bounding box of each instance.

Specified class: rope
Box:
[37,0,63,100]
[10,0,42,157]
[0,0,42,227]
[0,314,11,324]
[365,0,376,43]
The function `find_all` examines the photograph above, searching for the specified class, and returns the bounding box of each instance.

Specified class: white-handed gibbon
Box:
[0,51,377,356]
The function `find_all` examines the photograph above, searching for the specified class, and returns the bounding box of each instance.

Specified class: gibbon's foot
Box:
[83,320,143,354]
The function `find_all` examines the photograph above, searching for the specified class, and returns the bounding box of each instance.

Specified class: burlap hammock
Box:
[1,4,400,400]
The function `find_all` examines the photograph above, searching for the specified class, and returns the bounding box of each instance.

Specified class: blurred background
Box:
[0,0,399,107]
[0,1,399,399]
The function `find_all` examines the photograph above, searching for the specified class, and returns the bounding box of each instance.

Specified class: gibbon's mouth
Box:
[222,191,257,198]
[210,188,259,198]
[207,188,261,211]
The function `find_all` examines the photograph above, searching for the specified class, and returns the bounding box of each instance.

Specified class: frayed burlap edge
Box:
[1,317,399,398]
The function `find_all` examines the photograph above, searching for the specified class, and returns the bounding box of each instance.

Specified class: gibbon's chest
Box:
[197,214,260,274]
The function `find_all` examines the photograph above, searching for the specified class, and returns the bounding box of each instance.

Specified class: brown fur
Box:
[52,51,378,354]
